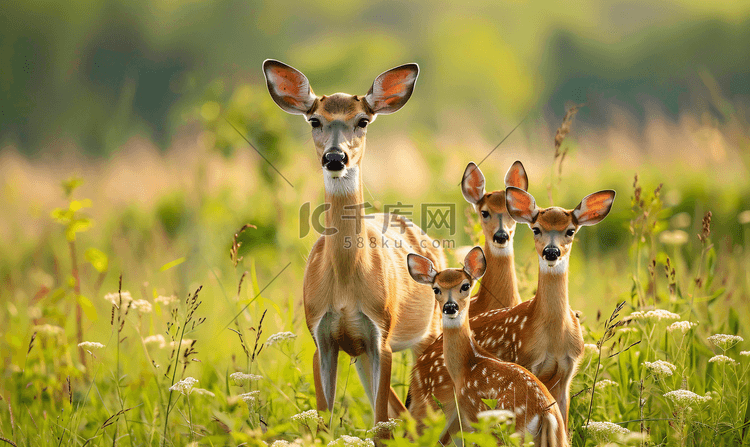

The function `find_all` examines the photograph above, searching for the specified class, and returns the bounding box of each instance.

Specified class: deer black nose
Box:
[442,301,459,315]
[322,150,347,171]
[543,246,560,261]
[493,230,509,245]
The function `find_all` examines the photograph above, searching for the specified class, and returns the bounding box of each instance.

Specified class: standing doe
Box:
[408,247,567,447]
[408,187,615,437]
[263,60,446,428]
[460,161,528,315]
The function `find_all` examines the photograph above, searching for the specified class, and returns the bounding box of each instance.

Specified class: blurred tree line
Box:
[2,0,749,157]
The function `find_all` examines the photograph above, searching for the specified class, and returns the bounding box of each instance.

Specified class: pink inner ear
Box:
[269,68,307,104]
[378,70,409,100]
[508,189,533,212]
[506,168,527,189]
[581,193,612,219]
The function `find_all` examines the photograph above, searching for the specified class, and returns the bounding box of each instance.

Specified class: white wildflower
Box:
[155,295,178,305]
[131,299,153,314]
[667,321,697,334]
[230,372,263,385]
[169,377,198,395]
[169,339,194,350]
[594,379,618,391]
[618,327,639,334]
[709,355,738,366]
[707,334,744,350]
[104,291,133,308]
[33,324,64,336]
[738,210,750,225]
[192,388,215,397]
[266,331,298,346]
[291,409,323,426]
[643,360,677,377]
[328,435,374,447]
[630,309,681,322]
[659,230,689,246]
[239,390,260,406]
[740,351,750,357]
[369,418,400,434]
[270,440,304,447]
[582,421,630,442]
[670,212,692,229]
[624,432,650,443]
[144,334,167,348]
[584,343,600,356]
[477,409,515,425]
[78,341,105,350]
[664,389,711,408]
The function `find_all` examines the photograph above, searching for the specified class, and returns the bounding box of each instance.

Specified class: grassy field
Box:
[1,96,750,447]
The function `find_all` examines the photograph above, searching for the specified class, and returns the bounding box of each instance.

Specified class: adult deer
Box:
[408,187,615,439]
[461,161,527,314]
[408,247,567,447]
[263,60,446,428]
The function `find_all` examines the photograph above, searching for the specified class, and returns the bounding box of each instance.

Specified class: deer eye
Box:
[433,288,440,295]
[532,227,541,236]
[566,229,575,237]
[357,118,369,128]
[309,118,321,128]
[460,283,471,292]
[480,211,490,219]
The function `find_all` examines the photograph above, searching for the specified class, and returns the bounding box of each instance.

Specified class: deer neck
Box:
[530,255,572,332]
[442,311,477,384]
[322,164,368,275]
[473,244,520,312]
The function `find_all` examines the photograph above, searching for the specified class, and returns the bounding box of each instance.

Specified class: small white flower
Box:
[144,334,167,348]
[230,372,263,385]
[659,230,689,246]
[582,421,630,442]
[594,379,618,391]
[630,309,681,322]
[266,331,298,346]
[709,355,738,366]
[584,343,600,356]
[169,339,194,350]
[477,409,515,425]
[33,324,64,337]
[155,295,178,305]
[192,388,215,397]
[239,390,260,406]
[369,418,400,434]
[618,327,639,334]
[104,291,133,308]
[270,440,304,447]
[664,389,711,408]
[643,360,677,377]
[328,435,374,447]
[78,341,105,350]
[667,321,697,334]
[169,377,198,395]
[740,351,750,357]
[707,334,744,350]
[291,409,323,426]
[738,210,750,225]
[131,299,153,314]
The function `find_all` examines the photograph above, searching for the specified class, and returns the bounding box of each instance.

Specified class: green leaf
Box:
[160,257,186,272]
[85,248,109,273]
[62,177,84,197]
[77,295,98,322]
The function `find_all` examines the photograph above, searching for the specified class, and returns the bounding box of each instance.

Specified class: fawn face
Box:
[408,247,486,328]
[506,187,616,273]
[263,60,419,192]
[461,161,528,255]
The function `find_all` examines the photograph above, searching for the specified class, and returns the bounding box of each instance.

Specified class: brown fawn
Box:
[408,187,615,436]
[408,247,567,447]
[461,161,527,315]
[263,60,446,426]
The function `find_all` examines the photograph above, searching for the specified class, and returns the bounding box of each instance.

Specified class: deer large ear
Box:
[573,190,616,226]
[364,64,419,115]
[407,253,437,285]
[505,186,539,224]
[463,246,486,280]
[263,59,316,115]
[461,162,486,205]
[504,160,528,191]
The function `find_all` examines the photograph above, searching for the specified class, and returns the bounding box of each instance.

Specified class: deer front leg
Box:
[314,316,340,415]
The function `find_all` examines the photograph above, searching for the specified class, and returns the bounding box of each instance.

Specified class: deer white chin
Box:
[538,254,569,275]
[442,309,467,329]
[324,165,359,196]
[488,242,513,257]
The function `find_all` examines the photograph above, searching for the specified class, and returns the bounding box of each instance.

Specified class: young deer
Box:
[461,161,528,315]
[408,188,615,436]
[263,60,446,427]
[408,247,567,447]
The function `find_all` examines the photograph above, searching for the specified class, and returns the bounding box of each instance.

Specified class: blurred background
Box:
[2,0,750,369]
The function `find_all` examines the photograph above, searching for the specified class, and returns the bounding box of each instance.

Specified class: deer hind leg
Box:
[314,314,340,414]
